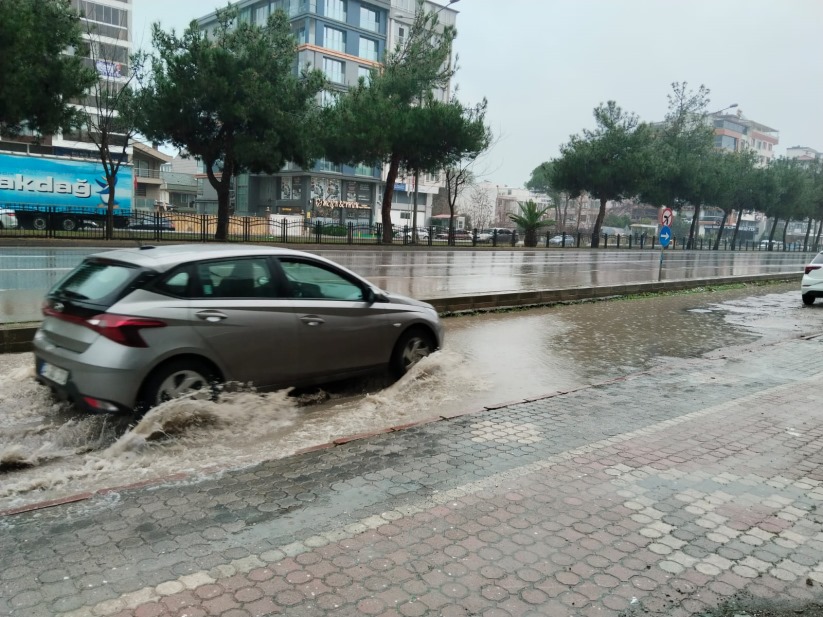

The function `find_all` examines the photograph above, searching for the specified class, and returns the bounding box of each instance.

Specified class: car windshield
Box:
[51,260,139,304]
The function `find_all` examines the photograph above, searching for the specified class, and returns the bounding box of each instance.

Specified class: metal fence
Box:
[0,207,819,252]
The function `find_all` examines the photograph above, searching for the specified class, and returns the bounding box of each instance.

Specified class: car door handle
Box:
[196,310,228,322]
[300,315,325,327]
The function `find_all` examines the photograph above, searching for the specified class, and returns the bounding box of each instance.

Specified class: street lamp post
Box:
[708,103,738,116]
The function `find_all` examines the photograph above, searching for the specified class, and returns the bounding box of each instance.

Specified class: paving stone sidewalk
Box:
[2,336,822,617]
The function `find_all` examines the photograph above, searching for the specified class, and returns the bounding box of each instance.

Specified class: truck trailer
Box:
[0,151,133,231]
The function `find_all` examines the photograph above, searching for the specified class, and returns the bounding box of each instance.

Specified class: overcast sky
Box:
[132,0,823,188]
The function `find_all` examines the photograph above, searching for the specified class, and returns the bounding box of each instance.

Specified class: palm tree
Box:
[509,200,552,247]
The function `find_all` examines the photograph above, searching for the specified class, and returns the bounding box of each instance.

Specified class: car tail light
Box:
[42,305,166,347]
[82,396,120,412]
[805,265,821,275]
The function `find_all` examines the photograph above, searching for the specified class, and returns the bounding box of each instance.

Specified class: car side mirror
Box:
[365,287,388,303]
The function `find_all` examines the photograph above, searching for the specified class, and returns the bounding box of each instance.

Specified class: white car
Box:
[0,208,19,229]
[394,228,429,241]
[801,251,823,305]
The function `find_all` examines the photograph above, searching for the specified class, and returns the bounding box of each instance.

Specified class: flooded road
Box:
[0,282,818,512]
[0,245,810,322]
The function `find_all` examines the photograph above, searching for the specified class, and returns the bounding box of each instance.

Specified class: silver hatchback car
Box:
[34,244,443,413]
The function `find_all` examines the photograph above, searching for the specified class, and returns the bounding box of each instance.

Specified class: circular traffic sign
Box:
[659,225,672,248]
[660,207,673,227]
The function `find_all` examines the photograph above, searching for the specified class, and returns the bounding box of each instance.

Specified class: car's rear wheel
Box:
[802,294,816,306]
[390,328,436,377]
[139,358,219,411]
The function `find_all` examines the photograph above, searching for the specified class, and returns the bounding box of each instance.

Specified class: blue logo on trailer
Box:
[0,153,132,210]
[659,225,672,248]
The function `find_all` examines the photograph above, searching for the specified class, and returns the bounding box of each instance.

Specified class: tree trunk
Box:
[781,219,790,251]
[730,207,744,250]
[713,211,729,251]
[381,153,400,244]
[106,178,116,241]
[687,205,700,249]
[803,218,812,252]
[206,159,233,241]
[562,195,570,231]
[767,218,779,251]
[815,218,823,251]
[591,196,607,248]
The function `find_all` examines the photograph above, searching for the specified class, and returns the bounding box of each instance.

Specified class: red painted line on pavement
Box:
[294,443,335,455]
[0,492,94,517]
[333,428,392,445]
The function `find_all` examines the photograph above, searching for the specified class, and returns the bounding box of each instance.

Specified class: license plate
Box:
[40,362,69,386]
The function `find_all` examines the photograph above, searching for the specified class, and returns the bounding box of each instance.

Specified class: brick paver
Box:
[1,336,822,616]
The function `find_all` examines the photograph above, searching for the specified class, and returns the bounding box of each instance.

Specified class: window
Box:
[135,184,147,197]
[196,258,277,298]
[156,270,191,297]
[324,26,346,52]
[293,25,307,44]
[396,26,406,48]
[279,260,365,301]
[354,163,372,176]
[55,261,136,303]
[255,4,269,25]
[317,158,341,173]
[323,57,344,83]
[80,1,128,28]
[360,6,379,32]
[357,66,371,84]
[320,90,338,107]
[359,37,377,62]
[326,0,346,21]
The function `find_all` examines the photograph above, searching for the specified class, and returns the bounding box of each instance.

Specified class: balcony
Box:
[134,167,161,179]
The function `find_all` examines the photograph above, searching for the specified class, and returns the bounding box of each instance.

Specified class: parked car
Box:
[0,208,19,229]
[486,228,516,242]
[129,216,176,231]
[549,234,575,246]
[436,229,471,241]
[394,228,429,241]
[33,245,443,413]
[475,230,493,242]
[759,239,782,250]
[801,251,823,305]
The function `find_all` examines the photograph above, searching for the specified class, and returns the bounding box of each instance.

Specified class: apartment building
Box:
[786,146,822,164]
[196,0,389,225]
[0,0,133,162]
[711,109,779,166]
[195,0,459,227]
[384,0,458,229]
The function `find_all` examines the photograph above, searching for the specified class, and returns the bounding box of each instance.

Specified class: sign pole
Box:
[658,246,664,281]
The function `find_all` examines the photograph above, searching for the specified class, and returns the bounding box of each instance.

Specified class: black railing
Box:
[0,207,819,252]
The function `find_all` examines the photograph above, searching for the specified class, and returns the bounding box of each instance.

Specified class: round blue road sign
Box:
[659,225,672,248]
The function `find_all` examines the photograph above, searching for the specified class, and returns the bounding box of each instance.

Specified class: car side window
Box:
[155,269,191,297]
[278,259,366,301]
[194,258,278,298]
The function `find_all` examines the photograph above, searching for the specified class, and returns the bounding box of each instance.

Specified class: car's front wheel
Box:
[802,293,816,306]
[390,328,436,377]
[138,358,219,411]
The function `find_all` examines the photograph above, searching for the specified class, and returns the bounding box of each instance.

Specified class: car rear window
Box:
[812,253,823,265]
[51,260,140,305]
